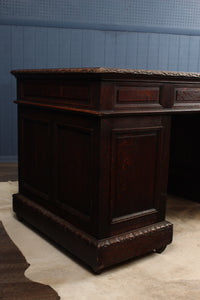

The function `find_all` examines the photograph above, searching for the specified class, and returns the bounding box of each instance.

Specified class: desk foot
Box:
[155,245,167,254]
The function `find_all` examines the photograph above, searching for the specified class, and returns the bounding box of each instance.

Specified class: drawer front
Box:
[117,87,160,104]
[100,83,163,110]
[175,87,200,102]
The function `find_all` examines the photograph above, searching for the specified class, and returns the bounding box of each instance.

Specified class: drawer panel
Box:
[176,88,200,102]
[117,87,159,104]
[21,79,91,106]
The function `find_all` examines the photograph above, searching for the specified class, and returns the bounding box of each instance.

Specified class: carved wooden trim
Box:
[13,193,172,249]
[11,67,200,80]
[13,193,173,273]
[98,221,172,248]
[176,88,200,102]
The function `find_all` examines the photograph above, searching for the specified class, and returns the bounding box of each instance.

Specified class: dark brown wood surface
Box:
[11,67,200,272]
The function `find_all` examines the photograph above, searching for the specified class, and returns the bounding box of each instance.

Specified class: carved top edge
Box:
[11,67,200,80]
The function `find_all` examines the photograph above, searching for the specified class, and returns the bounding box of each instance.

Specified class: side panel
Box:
[99,115,171,236]
[18,106,100,236]
[20,78,100,109]
[52,113,99,235]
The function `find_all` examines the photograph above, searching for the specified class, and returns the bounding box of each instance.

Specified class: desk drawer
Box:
[117,86,160,104]
[175,87,200,102]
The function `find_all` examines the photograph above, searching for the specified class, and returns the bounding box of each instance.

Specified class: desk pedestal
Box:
[12,67,200,272]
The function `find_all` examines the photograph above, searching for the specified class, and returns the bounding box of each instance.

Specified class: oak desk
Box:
[11,68,200,272]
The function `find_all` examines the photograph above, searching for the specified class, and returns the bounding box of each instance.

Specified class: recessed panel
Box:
[111,128,161,222]
[21,118,50,201]
[117,87,159,104]
[22,79,60,98]
[22,79,90,105]
[62,83,90,103]
[55,124,94,218]
[176,88,200,102]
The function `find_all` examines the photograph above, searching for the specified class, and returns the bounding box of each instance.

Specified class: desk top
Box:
[12,67,200,114]
[11,67,200,81]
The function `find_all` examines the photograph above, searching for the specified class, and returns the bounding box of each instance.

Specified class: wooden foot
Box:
[16,214,24,222]
[155,245,167,254]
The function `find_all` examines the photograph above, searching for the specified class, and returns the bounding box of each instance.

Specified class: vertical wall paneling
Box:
[115,32,127,68]
[147,33,159,70]
[11,26,24,69]
[23,26,36,69]
[104,31,116,67]
[0,25,12,158]
[70,29,83,68]
[158,34,169,71]
[188,36,200,72]
[47,27,60,68]
[59,28,71,67]
[168,35,180,71]
[126,32,138,69]
[178,35,190,71]
[35,27,48,68]
[82,30,93,67]
[92,30,105,67]
[11,26,23,155]
[136,33,149,69]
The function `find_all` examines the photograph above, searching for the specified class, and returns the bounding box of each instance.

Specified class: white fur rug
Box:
[1,181,200,300]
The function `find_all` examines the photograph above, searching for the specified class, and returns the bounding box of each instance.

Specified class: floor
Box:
[0,163,18,182]
[1,164,200,299]
[1,181,200,300]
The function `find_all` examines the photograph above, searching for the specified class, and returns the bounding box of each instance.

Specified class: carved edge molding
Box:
[97,221,172,249]
[13,194,172,250]
[11,67,200,80]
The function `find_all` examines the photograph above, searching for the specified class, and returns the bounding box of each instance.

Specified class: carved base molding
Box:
[13,194,173,273]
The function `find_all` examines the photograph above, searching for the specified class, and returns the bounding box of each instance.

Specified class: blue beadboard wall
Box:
[1,1,200,161]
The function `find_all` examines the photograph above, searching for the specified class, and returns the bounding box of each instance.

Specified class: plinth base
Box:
[13,193,173,273]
